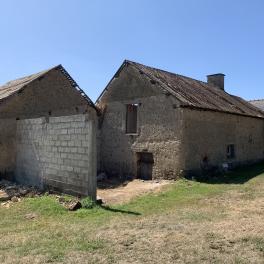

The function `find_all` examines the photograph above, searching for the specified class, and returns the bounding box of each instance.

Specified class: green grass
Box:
[241,236,264,253]
[0,163,263,263]
[17,180,228,221]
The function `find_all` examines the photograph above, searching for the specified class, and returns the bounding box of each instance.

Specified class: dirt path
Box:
[97,179,172,205]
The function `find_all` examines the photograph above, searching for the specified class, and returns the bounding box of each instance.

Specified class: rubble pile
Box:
[56,196,82,211]
[0,180,42,202]
[0,180,102,211]
[0,179,43,207]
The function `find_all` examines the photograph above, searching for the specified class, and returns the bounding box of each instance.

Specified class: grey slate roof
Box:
[0,65,95,108]
[249,99,264,111]
[98,60,264,119]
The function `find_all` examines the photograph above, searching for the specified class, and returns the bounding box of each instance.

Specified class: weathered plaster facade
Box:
[97,60,264,180]
[182,109,264,173]
[0,67,92,119]
[98,64,185,179]
[0,119,16,180]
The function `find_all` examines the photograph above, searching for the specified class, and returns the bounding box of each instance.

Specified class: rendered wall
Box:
[98,64,264,179]
[182,109,264,173]
[0,68,91,119]
[15,114,97,199]
[98,65,184,179]
[0,119,16,180]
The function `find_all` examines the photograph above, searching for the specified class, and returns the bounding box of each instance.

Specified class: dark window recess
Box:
[126,104,138,134]
[226,144,235,159]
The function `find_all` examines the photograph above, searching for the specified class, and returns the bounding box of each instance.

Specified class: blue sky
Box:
[0,0,263,101]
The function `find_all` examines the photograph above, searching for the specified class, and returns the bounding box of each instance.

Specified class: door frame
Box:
[136,152,154,180]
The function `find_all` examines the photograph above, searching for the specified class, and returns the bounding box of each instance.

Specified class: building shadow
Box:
[97,177,133,190]
[186,162,264,185]
[99,204,141,215]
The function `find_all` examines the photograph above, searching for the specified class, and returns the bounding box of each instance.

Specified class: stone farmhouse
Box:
[1,60,264,199]
[97,60,264,180]
[0,65,97,199]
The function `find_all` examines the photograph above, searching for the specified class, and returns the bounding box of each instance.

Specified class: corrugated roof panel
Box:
[126,60,264,118]
[0,65,96,109]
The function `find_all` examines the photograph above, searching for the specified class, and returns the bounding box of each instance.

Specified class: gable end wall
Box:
[0,69,92,119]
[98,65,185,179]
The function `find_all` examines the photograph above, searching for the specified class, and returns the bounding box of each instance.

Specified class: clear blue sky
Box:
[0,0,263,101]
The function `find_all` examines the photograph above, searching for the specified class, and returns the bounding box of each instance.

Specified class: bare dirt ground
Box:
[97,179,172,204]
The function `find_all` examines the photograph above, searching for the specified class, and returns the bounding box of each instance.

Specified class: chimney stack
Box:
[207,73,225,90]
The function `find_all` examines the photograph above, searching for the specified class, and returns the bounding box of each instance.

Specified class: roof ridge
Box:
[97,60,264,119]
[0,65,61,90]
[126,60,190,104]
[126,59,237,106]
[125,59,212,87]
[0,65,96,110]
[249,99,264,102]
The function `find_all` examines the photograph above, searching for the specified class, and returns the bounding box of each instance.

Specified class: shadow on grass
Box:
[187,162,264,185]
[99,205,141,215]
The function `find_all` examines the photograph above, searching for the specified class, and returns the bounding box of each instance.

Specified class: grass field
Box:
[0,164,263,263]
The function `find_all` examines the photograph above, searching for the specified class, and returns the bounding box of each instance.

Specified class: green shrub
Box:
[81,197,97,209]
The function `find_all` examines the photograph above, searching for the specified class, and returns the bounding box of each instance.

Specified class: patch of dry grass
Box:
[0,164,263,263]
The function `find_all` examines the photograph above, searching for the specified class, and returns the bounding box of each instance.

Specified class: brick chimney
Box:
[207,73,225,90]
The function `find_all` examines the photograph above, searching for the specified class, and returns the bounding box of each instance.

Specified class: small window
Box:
[226,144,235,159]
[126,104,138,134]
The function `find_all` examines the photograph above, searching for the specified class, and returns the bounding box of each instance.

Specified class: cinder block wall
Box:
[15,114,96,199]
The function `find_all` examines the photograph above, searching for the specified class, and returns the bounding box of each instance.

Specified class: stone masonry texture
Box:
[97,62,264,180]
[0,119,16,180]
[97,64,185,179]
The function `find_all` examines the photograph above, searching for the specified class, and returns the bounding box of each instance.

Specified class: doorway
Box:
[137,152,154,180]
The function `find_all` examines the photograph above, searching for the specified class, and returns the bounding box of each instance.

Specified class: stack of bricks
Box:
[16,114,96,199]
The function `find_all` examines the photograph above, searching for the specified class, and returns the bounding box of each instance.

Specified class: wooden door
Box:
[137,152,153,180]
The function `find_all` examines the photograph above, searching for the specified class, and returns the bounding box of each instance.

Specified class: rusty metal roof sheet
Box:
[0,65,95,108]
[125,60,264,119]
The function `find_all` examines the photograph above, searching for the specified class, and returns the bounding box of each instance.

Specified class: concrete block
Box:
[60,129,68,135]
[70,147,78,153]
[14,112,96,198]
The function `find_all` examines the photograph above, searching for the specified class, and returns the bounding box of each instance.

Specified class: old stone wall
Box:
[98,63,264,179]
[0,119,16,180]
[100,95,184,179]
[98,65,184,179]
[182,109,264,173]
[15,114,97,199]
[0,68,91,119]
